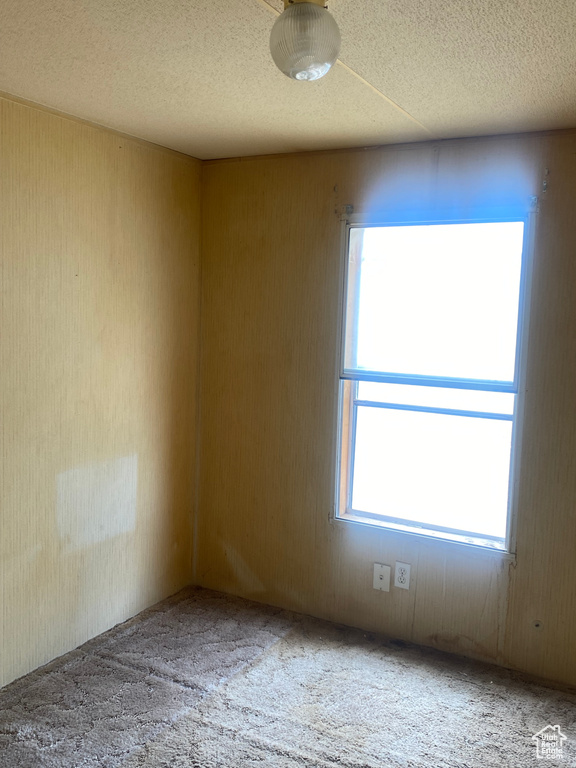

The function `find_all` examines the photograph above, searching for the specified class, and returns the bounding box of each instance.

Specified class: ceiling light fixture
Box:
[270,0,341,82]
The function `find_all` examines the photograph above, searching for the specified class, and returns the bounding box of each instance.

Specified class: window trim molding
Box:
[332,205,539,556]
[505,206,538,555]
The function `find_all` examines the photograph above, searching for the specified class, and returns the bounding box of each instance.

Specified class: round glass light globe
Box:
[270,3,341,82]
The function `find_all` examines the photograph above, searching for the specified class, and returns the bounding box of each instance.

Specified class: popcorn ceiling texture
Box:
[1,0,575,159]
[1,587,576,767]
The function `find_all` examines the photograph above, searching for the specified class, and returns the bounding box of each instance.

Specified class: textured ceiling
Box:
[0,0,575,159]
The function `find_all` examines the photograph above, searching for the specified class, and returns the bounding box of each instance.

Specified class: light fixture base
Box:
[283,0,327,8]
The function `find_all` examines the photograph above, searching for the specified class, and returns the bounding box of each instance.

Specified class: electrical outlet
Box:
[373,563,391,592]
[394,562,411,590]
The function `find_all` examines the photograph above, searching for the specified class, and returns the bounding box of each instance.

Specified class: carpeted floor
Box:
[1,587,575,767]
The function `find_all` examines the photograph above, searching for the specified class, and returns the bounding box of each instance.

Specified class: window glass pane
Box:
[357,381,515,415]
[346,222,524,381]
[351,406,513,539]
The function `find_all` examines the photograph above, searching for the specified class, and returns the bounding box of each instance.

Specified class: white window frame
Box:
[333,207,537,554]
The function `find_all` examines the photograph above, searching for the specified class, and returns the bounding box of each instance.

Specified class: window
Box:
[336,217,529,550]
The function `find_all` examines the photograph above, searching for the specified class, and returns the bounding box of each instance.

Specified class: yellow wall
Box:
[198,132,576,687]
[0,96,201,687]
[3,95,575,691]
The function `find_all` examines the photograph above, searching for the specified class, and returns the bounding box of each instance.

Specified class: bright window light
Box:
[338,220,526,548]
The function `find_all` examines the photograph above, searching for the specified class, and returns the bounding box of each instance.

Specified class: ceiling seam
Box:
[256,0,434,137]
[334,60,434,136]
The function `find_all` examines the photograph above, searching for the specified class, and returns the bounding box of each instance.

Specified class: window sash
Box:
[353,397,514,423]
[341,369,517,393]
[340,216,529,393]
[343,381,515,545]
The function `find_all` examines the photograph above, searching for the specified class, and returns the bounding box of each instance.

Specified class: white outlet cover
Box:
[394,561,411,590]
[373,563,391,591]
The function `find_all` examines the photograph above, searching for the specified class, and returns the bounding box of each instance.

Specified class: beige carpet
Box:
[1,587,575,767]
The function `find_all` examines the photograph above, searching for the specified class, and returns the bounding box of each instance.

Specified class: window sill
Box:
[334,511,516,560]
